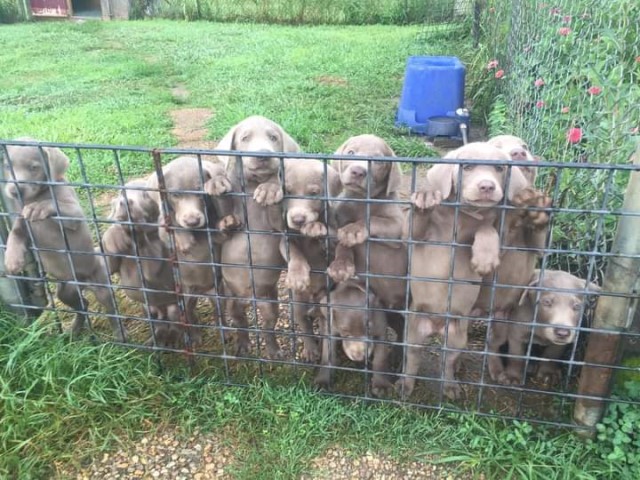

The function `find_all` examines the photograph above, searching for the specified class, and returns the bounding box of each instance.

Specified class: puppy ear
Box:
[214,125,237,173]
[575,277,602,294]
[201,159,225,182]
[278,126,301,153]
[141,190,160,222]
[332,139,351,174]
[145,171,160,205]
[426,163,457,200]
[386,162,402,197]
[44,147,70,180]
[519,270,541,306]
[326,164,342,197]
[507,165,529,201]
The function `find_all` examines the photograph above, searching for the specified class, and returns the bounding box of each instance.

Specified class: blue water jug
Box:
[396,56,468,139]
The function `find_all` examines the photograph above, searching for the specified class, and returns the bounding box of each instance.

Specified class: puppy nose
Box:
[290,213,305,226]
[349,166,367,180]
[478,180,496,194]
[510,147,528,161]
[184,216,202,227]
[554,328,571,339]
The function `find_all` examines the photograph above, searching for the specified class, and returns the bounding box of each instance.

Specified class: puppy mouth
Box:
[462,198,501,207]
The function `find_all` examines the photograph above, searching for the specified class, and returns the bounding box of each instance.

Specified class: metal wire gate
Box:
[1,139,639,431]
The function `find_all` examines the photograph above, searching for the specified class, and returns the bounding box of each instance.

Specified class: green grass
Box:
[0,20,451,185]
[0,313,631,479]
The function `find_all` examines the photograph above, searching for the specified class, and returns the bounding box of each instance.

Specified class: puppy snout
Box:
[6,183,20,198]
[349,166,367,180]
[181,212,204,228]
[553,327,571,340]
[478,180,496,194]
[290,213,306,227]
[510,147,529,161]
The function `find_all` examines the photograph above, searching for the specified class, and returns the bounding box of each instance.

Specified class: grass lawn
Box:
[0,314,627,479]
[0,20,459,185]
[0,20,635,480]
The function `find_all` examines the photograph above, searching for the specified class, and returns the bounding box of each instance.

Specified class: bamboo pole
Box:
[574,142,640,430]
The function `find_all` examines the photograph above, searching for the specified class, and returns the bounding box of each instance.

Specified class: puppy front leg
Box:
[314,315,337,389]
[471,225,500,276]
[279,238,311,292]
[327,243,355,283]
[4,217,30,274]
[253,179,283,207]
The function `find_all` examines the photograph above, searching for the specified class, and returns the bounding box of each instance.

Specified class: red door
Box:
[29,0,71,17]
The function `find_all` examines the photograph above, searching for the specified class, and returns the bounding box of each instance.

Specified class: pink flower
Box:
[558,27,571,36]
[534,78,545,87]
[495,69,505,79]
[550,7,561,15]
[587,86,602,95]
[567,128,583,144]
[561,106,570,113]
[487,59,499,70]
[635,56,640,63]
[631,127,639,134]
[563,15,572,23]
[536,100,545,108]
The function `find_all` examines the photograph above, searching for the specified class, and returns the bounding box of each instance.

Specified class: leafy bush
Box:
[592,381,640,478]
[0,0,21,23]
[152,0,464,25]
[470,0,640,278]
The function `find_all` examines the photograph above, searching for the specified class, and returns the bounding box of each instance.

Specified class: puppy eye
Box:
[268,134,278,143]
[29,164,40,171]
[462,164,474,171]
[572,303,582,311]
[241,135,250,143]
[347,150,355,155]
[494,165,505,172]
[541,298,553,307]
[307,188,321,196]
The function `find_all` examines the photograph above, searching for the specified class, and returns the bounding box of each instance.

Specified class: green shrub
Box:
[592,381,640,478]
[0,0,21,23]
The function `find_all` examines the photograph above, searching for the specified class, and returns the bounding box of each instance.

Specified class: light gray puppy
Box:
[491,269,600,385]
[102,179,181,347]
[278,158,341,362]
[3,140,122,340]
[217,116,300,359]
[146,156,240,344]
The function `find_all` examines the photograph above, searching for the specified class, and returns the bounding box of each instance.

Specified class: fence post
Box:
[574,143,640,430]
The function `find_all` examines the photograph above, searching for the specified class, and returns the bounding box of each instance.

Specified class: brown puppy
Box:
[278,159,341,362]
[102,180,181,347]
[314,280,393,397]
[493,269,601,385]
[218,116,300,359]
[472,135,552,382]
[327,134,407,341]
[398,142,529,400]
[146,156,239,343]
[2,140,123,340]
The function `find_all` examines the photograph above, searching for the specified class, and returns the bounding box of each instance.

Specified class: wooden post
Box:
[574,143,640,430]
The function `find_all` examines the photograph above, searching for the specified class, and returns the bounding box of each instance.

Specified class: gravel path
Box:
[57,431,476,480]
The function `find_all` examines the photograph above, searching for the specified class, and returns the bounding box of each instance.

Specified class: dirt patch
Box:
[303,447,474,480]
[170,108,217,150]
[316,75,349,87]
[55,429,235,480]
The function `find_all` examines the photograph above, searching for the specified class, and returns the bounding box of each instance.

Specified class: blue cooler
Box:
[396,56,469,140]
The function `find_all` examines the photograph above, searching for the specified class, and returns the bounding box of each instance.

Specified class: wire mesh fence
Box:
[1,138,638,430]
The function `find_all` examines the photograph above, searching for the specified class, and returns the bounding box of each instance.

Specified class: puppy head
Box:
[217,116,300,184]
[147,156,218,229]
[332,134,400,198]
[426,142,528,206]
[323,280,380,363]
[283,159,341,231]
[488,134,537,185]
[110,179,159,224]
[523,270,601,345]
[2,139,70,202]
